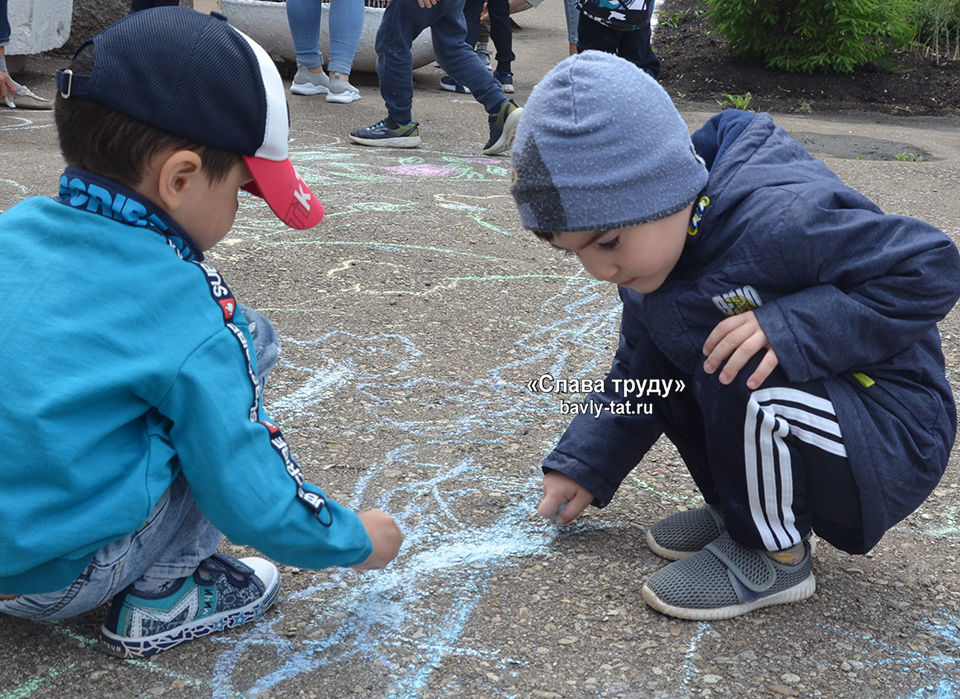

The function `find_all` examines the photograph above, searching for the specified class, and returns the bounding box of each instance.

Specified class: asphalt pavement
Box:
[2,2,960,697]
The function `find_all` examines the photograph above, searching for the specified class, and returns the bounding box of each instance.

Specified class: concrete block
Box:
[221,0,435,73]
[6,0,74,55]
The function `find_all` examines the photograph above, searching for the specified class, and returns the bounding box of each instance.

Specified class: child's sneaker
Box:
[482,100,522,155]
[493,70,515,94]
[476,47,492,71]
[641,532,815,620]
[440,75,471,94]
[349,117,421,148]
[646,505,725,560]
[326,72,361,103]
[2,84,53,110]
[289,64,330,95]
[99,554,281,658]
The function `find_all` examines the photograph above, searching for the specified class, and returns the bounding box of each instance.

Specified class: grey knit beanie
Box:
[511,51,708,233]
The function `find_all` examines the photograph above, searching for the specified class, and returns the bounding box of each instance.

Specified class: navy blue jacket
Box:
[543,110,960,553]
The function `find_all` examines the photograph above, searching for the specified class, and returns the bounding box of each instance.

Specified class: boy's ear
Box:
[154,149,204,211]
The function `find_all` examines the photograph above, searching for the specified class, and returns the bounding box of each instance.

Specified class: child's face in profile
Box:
[174,161,253,252]
[548,204,694,293]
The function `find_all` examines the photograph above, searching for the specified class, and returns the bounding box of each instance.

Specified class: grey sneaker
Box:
[476,46,492,71]
[290,64,330,96]
[642,532,815,620]
[326,72,360,103]
[3,84,53,110]
[646,505,725,560]
[482,100,522,155]
[493,69,515,94]
[349,117,421,148]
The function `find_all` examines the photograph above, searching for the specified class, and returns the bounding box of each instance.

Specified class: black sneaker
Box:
[440,75,471,94]
[349,117,421,148]
[493,69,515,94]
[482,100,523,155]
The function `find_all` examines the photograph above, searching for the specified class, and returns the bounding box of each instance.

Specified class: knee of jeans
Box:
[239,305,281,381]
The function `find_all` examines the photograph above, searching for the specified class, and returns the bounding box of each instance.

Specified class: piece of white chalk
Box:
[550,502,568,526]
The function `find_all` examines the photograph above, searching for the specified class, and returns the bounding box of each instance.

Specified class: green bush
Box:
[704,0,916,73]
[912,0,960,62]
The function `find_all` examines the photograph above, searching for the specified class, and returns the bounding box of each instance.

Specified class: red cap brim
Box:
[242,155,324,229]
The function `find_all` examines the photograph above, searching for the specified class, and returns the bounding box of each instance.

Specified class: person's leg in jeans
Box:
[326,0,365,98]
[562,0,579,54]
[0,307,281,622]
[431,0,505,115]
[0,475,222,621]
[374,0,429,125]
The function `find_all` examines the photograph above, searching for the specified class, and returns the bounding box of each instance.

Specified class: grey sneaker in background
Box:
[642,532,815,620]
[290,64,330,95]
[326,72,360,103]
[3,84,53,110]
[646,504,725,560]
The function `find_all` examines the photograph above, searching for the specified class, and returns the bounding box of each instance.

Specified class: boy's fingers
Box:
[746,347,780,389]
[557,490,592,525]
[537,491,566,520]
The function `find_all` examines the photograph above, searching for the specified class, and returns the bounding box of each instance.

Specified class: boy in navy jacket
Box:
[511,52,960,620]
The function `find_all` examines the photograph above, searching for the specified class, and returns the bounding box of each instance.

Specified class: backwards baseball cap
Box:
[511,51,707,234]
[54,7,323,229]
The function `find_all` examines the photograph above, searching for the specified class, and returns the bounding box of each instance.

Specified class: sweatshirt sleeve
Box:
[158,327,373,569]
[542,294,663,506]
[754,186,960,383]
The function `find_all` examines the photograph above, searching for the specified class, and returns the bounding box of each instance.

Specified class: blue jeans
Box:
[0,306,280,621]
[375,0,505,124]
[563,0,578,44]
[286,0,364,76]
[1,0,10,47]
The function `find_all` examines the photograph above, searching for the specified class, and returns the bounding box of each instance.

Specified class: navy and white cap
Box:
[511,51,707,234]
[55,7,323,229]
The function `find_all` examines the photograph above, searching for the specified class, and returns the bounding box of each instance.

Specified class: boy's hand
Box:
[417,0,439,8]
[0,72,16,101]
[703,311,779,389]
[537,471,595,525]
[353,509,404,569]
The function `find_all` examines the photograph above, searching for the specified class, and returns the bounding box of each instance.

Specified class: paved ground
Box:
[2,3,960,697]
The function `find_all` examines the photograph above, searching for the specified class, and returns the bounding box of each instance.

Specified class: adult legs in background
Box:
[287,0,363,102]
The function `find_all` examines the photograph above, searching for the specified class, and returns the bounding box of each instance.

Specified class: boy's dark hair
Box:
[533,230,554,242]
[54,44,242,190]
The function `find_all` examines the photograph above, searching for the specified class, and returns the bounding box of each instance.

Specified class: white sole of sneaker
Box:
[349,134,421,148]
[641,572,816,621]
[99,558,281,659]
[502,84,515,94]
[645,528,704,561]
[290,83,329,96]
[326,90,361,103]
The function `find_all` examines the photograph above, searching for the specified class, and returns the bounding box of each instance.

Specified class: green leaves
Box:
[704,0,916,73]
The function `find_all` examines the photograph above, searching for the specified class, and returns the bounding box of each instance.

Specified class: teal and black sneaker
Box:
[99,553,281,658]
[482,100,523,155]
[349,117,421,148]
